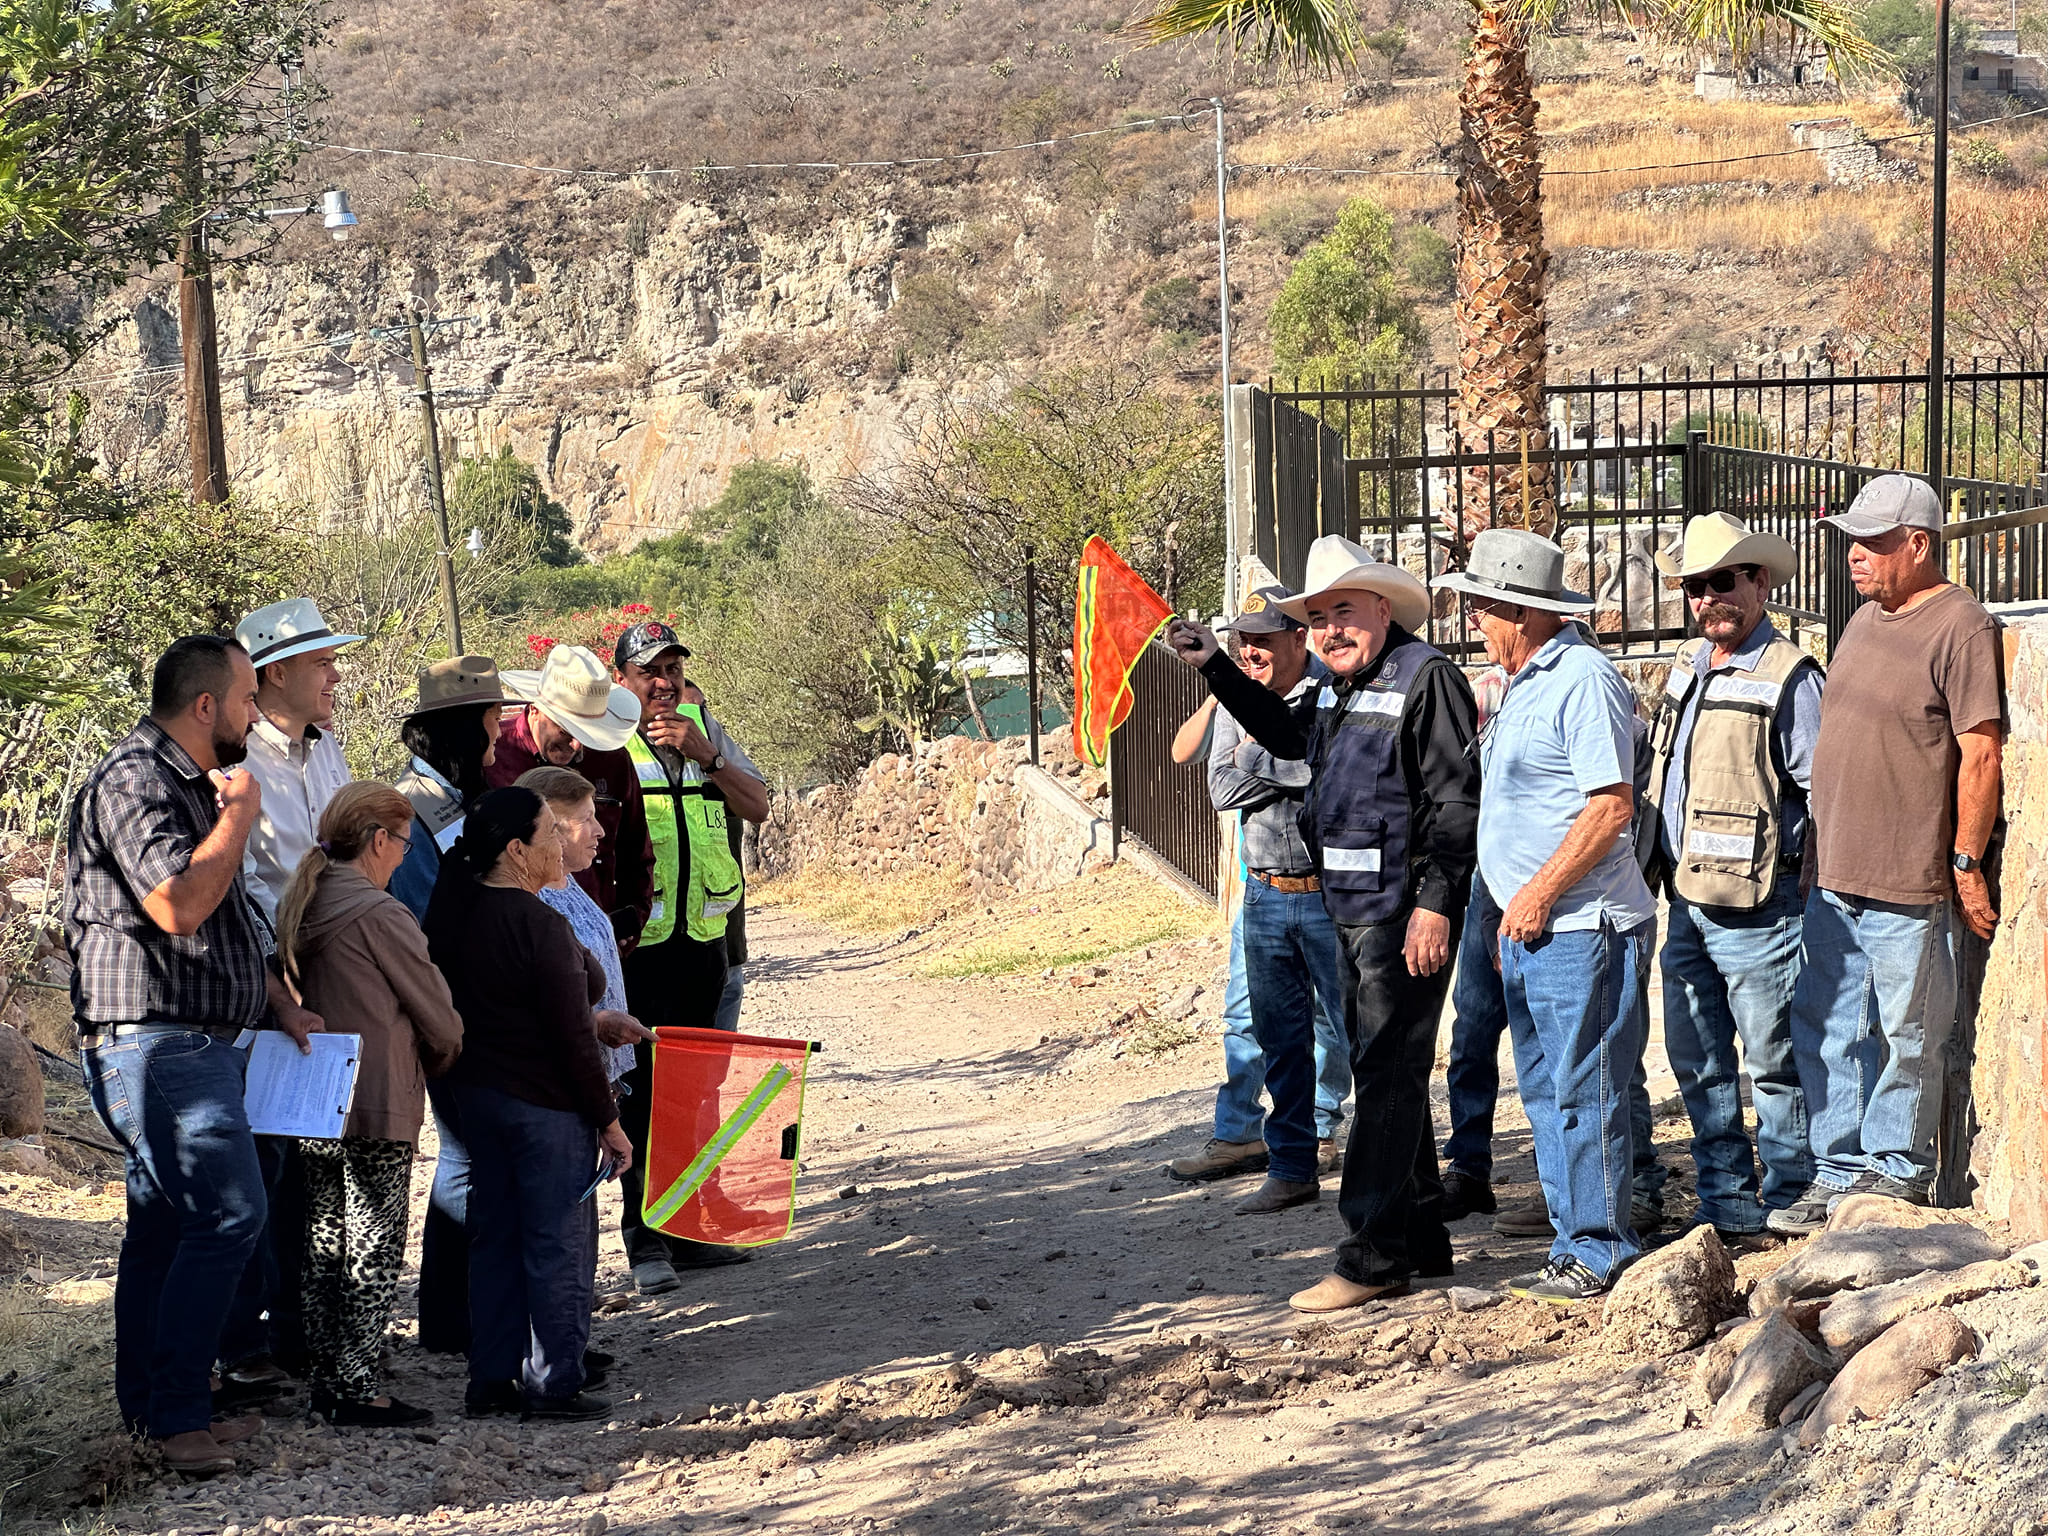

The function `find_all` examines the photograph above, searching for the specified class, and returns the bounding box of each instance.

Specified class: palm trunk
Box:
[1454,1,1553,542]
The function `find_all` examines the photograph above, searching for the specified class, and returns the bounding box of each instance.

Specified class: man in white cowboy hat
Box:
[1168,535,1482,1312]
[1769,475,2003,1232]
[233,599,365,922]
[1641,513,1824,1242]
[488,644,654,946]
[1166,584,1352,1206]
[1433,528,1657,1305]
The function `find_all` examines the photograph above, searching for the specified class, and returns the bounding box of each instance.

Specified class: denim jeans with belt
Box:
[1662,880,1812,1229]
[1240,876,1355,1182]
[1216,896,1350,1149]
[1787,887,1956,1190]
[1332,903,1461,1285]
[455,1080,598,1402]
[1501,917,1654,1282]
[85,1028,268,1436]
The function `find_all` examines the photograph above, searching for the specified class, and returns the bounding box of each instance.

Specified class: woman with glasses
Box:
[275,783,465,1427]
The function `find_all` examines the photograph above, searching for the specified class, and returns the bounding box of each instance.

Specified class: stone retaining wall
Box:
[756,734,1116,895]
[1970,602,2048,1239]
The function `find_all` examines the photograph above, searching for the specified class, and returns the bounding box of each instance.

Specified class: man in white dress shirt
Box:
[233,599,363,923]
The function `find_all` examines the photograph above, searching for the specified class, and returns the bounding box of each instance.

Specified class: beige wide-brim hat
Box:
[1655,512,1799,587]
[1274,534,1431,633]
[502,643,642,753]
[399,655,511,718]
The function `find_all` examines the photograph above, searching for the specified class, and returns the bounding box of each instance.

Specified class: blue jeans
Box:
[417,1080,471,1353]
[1662,884,1812,1229]
[85,1029,267,1436]
[455,1080,598,1401]
[1214,902,1349,1147]
[1445,876,1661,1203]
[1502,918,1654,1282]
[1788,888,1956,1189]
[1241,877,1354,1183]
[713,963,745,1032]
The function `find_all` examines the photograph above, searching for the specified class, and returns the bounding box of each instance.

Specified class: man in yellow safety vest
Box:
[610,619,771,1293]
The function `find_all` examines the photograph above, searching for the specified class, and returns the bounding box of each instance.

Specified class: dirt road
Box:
[1,902,1911,1535]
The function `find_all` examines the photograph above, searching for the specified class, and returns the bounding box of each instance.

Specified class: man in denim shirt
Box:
[1436,531,1657,1305]
[1203,587,1349,1214]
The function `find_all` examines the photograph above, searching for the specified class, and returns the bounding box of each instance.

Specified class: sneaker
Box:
[463,1382,524,1419]
[1822,1171,1885,1212]
[1870,1175,1933,1207]
[523,1391,611,1423]
[1765,1183,1845,1235]
[1317,1136,1344,1174]
[1506,1257,1610,1305]
[1631,1194,1665,1236]
[1235,1176,1320,1215]
[1441,1170,1497,1222]
[633,1259,682,1295]
[1168,1138,1270,1183]
[1493,1203,1556,1237]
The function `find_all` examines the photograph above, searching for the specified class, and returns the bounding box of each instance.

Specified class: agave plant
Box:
[1132,0,1879,535]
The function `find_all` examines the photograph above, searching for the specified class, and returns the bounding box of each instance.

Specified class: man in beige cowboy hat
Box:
[1432,529,1656,1305]
[487,644,654,948]
[1641,513,1823,1242]
[234,599,366,923]
[1168,534,1482,1312]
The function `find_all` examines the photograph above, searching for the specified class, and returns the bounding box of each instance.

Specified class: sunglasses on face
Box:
[1681,567,1755,601]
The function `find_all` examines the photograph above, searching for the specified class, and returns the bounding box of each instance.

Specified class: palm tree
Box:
[1132,0,1877,537]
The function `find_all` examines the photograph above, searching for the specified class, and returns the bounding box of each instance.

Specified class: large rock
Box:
[1799,1310,1978,1448]
[1751,1224,2007,1314]
[1817,1260,2036,1354]
[1603,1224,1738,1357]
[1687,1317,1764,1410]
[1825,1193,1967,1233]
[0,1025,44,1137]
[1710,1310,1837,1433]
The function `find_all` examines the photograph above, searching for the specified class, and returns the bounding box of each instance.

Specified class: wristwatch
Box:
[709,752,726,774]
[1952,850,1981,874]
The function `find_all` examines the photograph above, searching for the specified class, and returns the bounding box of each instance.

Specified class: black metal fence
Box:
[1109,642,1219,900]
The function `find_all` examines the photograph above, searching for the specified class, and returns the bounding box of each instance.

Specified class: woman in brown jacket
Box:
[277,783,464,1427]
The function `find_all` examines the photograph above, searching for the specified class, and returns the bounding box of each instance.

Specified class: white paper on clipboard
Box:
[243,1032,363,1139]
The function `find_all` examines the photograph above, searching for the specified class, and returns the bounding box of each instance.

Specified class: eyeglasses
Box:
[380,828,413,851]
[1680,567,1755,601]
[1462,597,1520,625]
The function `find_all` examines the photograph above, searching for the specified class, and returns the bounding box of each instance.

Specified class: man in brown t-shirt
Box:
[1769,475,2004,1234]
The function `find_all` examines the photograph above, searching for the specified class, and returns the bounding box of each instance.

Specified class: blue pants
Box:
[1502,919,1654,1283]
[1662,883,1812,1230]
[1241,877,1354,1183]
[417,1079,471,1353]
[1445,874,1663,1206]
[1788,888,1956,1190]
[713,963,745,1032]
[1214,902,1350,1147]
[85,1029,267,1436]
[455,1080,598,1402]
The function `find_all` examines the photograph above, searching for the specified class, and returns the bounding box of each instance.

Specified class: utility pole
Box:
[1211,96,1236,614]
[179,114,228,504]
[1928,0,1952,485]
[1024,543,1041,767]
[408,310,465,654]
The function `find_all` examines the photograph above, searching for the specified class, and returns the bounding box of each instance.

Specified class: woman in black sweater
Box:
[424,788,632,1422]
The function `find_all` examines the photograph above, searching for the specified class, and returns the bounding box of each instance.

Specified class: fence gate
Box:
[1109,642,1220,899]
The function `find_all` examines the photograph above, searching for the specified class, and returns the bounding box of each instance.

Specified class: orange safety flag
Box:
[644,1027,814,1247]
[1072,535,1173,767]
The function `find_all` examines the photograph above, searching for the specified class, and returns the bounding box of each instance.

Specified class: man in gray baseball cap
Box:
[1770,473,2005,1231]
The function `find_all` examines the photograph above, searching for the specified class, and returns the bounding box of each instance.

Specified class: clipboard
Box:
[242,1032,363,1139]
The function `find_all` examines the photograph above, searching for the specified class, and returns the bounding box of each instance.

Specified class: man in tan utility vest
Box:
[1643,514,1824,1240]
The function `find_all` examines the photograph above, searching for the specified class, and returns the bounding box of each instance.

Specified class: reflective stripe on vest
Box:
[1645,635,1816,911]
[625,713,745,946]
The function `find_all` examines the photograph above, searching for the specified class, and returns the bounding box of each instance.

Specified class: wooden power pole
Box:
[408,310,465,655]
[179,119,229,504]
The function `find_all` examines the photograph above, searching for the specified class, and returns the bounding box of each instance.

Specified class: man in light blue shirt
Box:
[1436,530,1656,1304]
[1643,515,1823,1242]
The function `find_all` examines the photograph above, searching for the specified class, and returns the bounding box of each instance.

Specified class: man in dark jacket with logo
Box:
[1169,537,1481,1311]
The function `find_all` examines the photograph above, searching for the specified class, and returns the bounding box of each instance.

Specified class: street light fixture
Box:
[255,187,357,240]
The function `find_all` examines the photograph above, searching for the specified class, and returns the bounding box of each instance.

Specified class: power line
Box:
[310,112,1206,180]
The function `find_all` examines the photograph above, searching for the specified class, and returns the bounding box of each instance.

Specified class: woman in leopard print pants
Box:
[278,785,464,1427]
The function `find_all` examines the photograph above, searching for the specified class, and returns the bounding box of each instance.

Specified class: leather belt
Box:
[1252,871,1322,894]
[79,1023,235,1049]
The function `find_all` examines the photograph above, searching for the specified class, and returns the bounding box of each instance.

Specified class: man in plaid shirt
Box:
[67,636,319,1476]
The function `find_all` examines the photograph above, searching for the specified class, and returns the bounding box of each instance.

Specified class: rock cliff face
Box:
[86,191,943,551]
